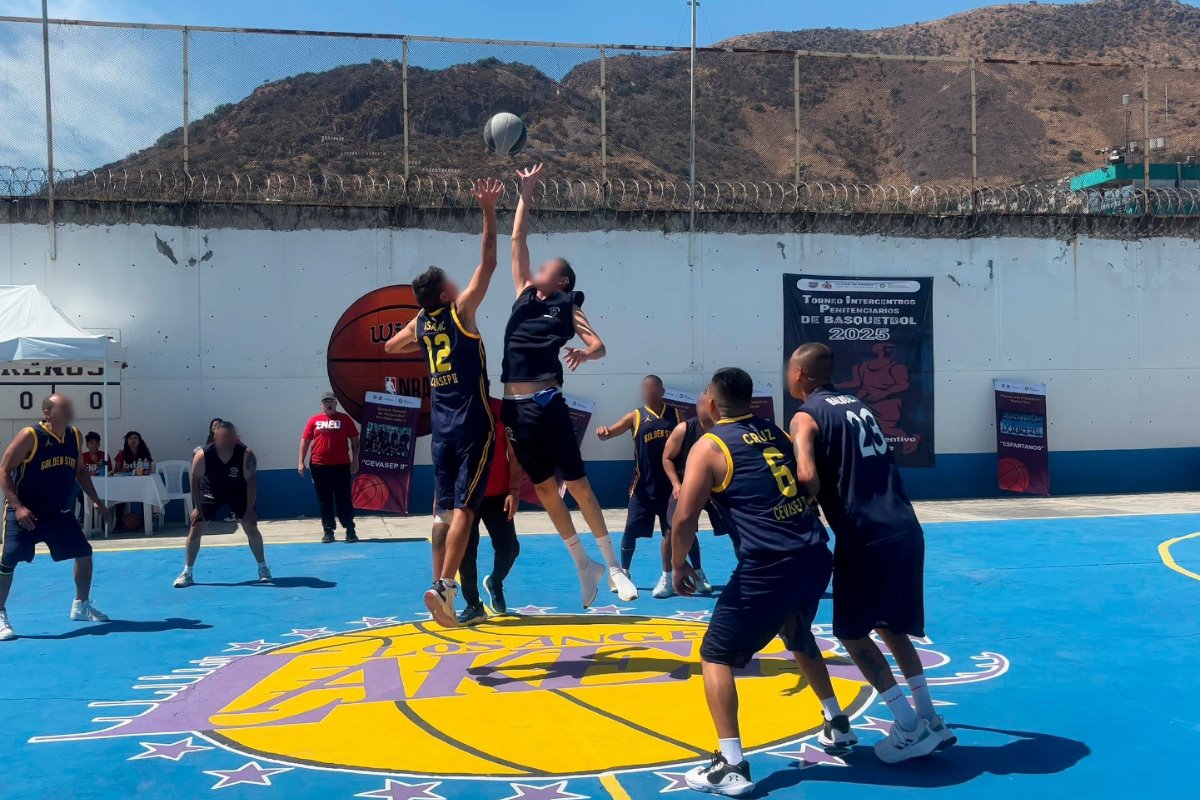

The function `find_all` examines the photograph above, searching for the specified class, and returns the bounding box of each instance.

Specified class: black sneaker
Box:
[345,530,359,543]
[483,574,507,614]
[684,752,754,797]
[817,714,858,749]
[457,603,487,626]
[321,532,335,543]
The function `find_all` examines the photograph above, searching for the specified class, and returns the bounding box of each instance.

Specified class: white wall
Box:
[3,221,1198,473]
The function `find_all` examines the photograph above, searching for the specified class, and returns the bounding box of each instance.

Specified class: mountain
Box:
[102,0,1200,188]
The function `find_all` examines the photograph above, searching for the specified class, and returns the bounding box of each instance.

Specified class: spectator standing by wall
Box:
[298,391,360,543]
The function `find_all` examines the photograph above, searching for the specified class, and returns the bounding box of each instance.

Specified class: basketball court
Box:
[4,495,1197,799]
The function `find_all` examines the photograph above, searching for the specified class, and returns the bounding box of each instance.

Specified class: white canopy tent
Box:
[0,285,128,532]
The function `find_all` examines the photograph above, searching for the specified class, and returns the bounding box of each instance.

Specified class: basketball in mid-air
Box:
[352,473,389,510]
[484,112,527,155]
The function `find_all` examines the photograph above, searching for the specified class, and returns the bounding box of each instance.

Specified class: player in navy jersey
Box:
[0,394,112,641]
[788,342,951,763]
[597,375,709,598]
[671,368,855,797]
[662,387,736,551]
[501,163,638,607]
[386,177,503,627]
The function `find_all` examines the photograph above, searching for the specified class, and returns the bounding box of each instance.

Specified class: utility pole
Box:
[41,0,56,260]
[688,0,698,267]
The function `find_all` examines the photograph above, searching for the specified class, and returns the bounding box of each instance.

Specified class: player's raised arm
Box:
[0,429,36,530]
[596,409,637,441]
[510,163,542,295]
[563,305,606,371]
[383,317,421,356]
[670,438,722,595]
[455,177,504,325]
[662,421,688,499]
[789,411,820,496]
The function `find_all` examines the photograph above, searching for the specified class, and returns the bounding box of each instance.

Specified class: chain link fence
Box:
[1,15,1198,214]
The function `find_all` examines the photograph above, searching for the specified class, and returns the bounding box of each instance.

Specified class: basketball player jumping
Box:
[789,342,952,763]
[0,394,112,641]
[502,163,638,605]
[173,421,272,588]
[672,368,852,797]
[385,177,505,627]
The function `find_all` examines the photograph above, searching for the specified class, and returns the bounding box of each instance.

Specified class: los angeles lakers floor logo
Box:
[33,613,1010,784]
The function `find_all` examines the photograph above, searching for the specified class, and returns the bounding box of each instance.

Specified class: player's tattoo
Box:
[244,449,257,479]
[843,639,897,691]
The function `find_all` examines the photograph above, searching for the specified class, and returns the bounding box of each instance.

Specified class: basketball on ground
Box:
[122,511,142,531]
[352,473,389,510]
[484,112,527,155]
[998,456,1030,493]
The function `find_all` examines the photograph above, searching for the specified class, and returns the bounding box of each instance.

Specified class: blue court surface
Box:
[4,512,1200,800]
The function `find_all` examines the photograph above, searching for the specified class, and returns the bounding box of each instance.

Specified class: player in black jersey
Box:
[502,163,638,607]
[172,421,271,588]
[597,375,709,599]
[672,369,854,797]
[662,386,732,558]
[386,177,504,627]
[789,342,951,763]
[0,394,112,641]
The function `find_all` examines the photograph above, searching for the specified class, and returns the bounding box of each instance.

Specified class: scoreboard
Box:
[0,363,121,421]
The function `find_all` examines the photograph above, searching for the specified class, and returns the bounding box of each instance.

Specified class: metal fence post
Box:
[402,38,410,181]
[793,51,801,184]
[969,58,978,190]
[599,46,607,188]
[182,26,190,175]
[40,0,56,260]
[1142,64,1150,190]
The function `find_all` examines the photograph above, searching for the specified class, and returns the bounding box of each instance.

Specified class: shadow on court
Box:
[752,725,1090,796]
[193,576,337,589]
[20,617,212,640]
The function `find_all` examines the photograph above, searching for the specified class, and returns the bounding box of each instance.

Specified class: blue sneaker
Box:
[457,603,487,626]
[483,575,507,614]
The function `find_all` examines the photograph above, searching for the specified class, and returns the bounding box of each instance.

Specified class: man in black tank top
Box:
[662,388,734,545]
[500,164,638,607]
[173,421,272,588]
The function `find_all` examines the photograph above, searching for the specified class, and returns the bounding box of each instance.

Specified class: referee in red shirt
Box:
[298,391,360,543]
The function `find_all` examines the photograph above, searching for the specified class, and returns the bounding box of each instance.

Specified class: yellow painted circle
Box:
[210,616,870,777]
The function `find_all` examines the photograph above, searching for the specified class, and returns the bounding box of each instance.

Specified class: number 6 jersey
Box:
[704,414,828,560]
[416,303,494,440]
[798,385,920,546]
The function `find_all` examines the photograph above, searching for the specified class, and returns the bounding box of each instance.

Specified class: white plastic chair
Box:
[156,460,194,527]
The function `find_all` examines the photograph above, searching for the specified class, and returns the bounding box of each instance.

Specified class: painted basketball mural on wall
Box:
[326,286,432,436]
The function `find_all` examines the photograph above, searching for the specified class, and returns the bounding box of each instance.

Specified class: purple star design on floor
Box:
[203,761,291,789]
[511,604,555,615]
[284,627,330,640]
[128,737,212,762]
[856,715,893,735]
[354,779,446,800]
[769,743,849,768]
[223,639,278,653]
[348,616,399,628]
[499,781,589,800]
[672,609,711,621]
[653,771,693,792]
[586,604,627,615]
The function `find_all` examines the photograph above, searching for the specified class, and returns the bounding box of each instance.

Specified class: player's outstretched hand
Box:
[516,163,543,196]
[563,346,587,372]
[673,562,698,597]
[472,177,503,208]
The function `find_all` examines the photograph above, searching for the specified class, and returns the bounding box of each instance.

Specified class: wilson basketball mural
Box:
[327,286,432,435]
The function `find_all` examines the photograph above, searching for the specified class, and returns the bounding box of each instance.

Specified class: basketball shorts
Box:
[832,532,925,640]
[199,487,250,522]
[625,492,671,539]
[501,392,585,485]
[431,430,495,515]
[700,546,833,668]
[1,505,92,572]
[666,495,735,539]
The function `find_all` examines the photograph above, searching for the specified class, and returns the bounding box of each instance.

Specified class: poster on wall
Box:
[783,274,935,467]
[994,380,1049,496]
[354,391,420,514]
[518,395,595,507]
[751,382,776,422]
[663,388,698,420]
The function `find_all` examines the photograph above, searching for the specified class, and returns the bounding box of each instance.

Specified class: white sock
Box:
[182,565,193,575]
[662,570,673,581]
[907,673,936,719]
[718,737,743,764]
[882,684,918,731]
[256,561,266,568]
[564,534,590,570]
[594,534,619,569]
[820,696,844,721]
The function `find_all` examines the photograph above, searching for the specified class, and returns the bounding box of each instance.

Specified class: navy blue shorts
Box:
[501,393,585,485]
[700,546,833,668]
[625,492,670,539]
[200,489,250,521]
[832,533,925,640]
[431,430,495,515]
[2,505,92,571]
[667,495,734,539]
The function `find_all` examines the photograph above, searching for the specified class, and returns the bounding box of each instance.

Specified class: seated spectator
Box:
[81,431,110,476]
[114,430,155,474]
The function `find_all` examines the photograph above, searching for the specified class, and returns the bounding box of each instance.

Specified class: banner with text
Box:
[518,394,595,507]
[354,391,420,514]
[783,275,934,467]
[663,388,698,421]
[994,380,1049,496]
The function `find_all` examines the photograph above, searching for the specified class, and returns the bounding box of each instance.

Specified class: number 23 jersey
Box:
[704,414,828,560]
[416,303,493,440]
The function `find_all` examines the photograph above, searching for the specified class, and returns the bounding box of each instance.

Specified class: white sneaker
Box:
[608,567,629,593]
[694,568,714,595]
[257,565,273,585]
[578,560,607,608]
[424,579,459,628]
[652,572,675,599]
[684,752,754,796]
[70,599,110,622]
[926,714,958,750]
[874,717,940,764]
[173,570,194,588]
[610,566,639,602]
[0,609,14,641]
[817,714,858,749]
